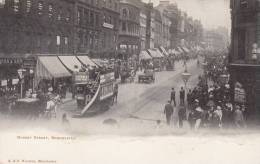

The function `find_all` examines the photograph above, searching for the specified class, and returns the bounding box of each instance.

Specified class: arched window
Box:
[122,8,128,18]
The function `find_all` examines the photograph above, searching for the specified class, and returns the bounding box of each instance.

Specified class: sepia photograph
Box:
[0,0,259,163]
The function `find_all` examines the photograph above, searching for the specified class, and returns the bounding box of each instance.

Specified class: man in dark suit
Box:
[164,100,174,125]
[170,88,176,106]
[180,87,185,106]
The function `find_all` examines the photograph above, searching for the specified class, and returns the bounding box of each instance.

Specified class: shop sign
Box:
[12,79,19,85]
[234,82,246,103]
[23,59,36,68]
[1,80,7,86]
[0,58,23,64]
[73,72,89,84]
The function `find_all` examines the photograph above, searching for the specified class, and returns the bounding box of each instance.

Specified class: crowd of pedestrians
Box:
[164,53,247,130]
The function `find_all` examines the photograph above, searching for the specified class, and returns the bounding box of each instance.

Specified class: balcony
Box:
[230,59,260,67]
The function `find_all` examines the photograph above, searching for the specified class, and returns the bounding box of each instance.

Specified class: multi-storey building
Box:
[153,9,162,48]
[229,0,260,121]
[100,0,120,58]
[204,28,228,51]
[139,2,147,51]
[118,0,141,59]
[0,0,75,55]
[0,0,75,92]
[156,1,181,49]
[74,0,102,56]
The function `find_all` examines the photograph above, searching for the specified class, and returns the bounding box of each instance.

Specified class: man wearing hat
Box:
[164,100,174,125]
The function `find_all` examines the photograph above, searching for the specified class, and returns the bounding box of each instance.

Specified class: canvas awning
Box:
[181,46,190,53]
[160,46,169,56]
[147,49,162,58]
[77,56,97,67]
[139,51,152,60]
[58,56,82,72]
[35,56,71,80]
[177,47,184,53]
[155,48,165,57]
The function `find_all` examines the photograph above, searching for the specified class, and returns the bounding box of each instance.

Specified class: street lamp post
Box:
[17,69,26,98]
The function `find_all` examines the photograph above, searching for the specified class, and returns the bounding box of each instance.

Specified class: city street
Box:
[58,59,202,135]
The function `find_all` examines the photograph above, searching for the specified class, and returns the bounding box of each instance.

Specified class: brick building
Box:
[100,0,120,58]
[74,0,102,56]
[0,0,75,93]
[229,0,260,121]
[118,0,141,59]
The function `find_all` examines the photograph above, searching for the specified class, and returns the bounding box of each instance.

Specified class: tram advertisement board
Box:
[73,72,89,84]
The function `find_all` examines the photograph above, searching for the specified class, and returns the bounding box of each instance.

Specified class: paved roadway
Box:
[58,59,203,135]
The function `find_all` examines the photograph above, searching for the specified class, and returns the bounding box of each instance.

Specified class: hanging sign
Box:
[1,80,7,86]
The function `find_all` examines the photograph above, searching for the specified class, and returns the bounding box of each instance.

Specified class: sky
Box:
[143,0,231,31]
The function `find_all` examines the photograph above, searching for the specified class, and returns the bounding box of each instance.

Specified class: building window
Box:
[48,4,53,18]
[237,29,246,60]
[240,0,248,9]
[26,0,31,13]
[14,0,20,13]
[0,0,5,8]
[108,16,111,24]
[56,35,61,46]
[122,8,128,17]
[64,37,68,45]
[57,7,62,21]
[122,22,126,31]
[114,2,117,11]
[66,10,71,22]
[96,14,99,27]
[90,12,94,26]
[38,1,43,15]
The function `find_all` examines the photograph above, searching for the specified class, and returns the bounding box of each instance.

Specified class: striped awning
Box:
[139,51,152,60]
[35,56,71,80]
[77,56,97,67]
[58,56,83,72]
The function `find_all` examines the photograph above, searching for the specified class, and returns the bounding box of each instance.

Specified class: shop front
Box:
[229,63,260,122]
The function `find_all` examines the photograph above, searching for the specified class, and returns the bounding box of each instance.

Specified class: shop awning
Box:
[139,51,152,60]
[36,56,71,79]
[91,59,109,67]
[77,56,97,67]
[177,47,184,53]
[155,48,165,57]
[58,56,82,72]
[181,46,190,53]
[147,49,162,58]
[160,46,169,56]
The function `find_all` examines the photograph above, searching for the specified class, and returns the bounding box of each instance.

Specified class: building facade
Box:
[0,0,75,93]
[0,0,75,55]
[100,0,120,58]
[74,0,102,56]
[117,0,141,59]
[229,0,260,121]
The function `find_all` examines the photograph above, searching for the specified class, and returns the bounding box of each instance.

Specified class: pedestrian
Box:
[170,88,176,106]
[234,105,246,128]
[212,106,222,129]
[179,87,185,106]
[194,99,204,130]
[113,83,118,104]
[172,104,179,128]
[187,89,192,110]
[164,100,174,126]
[178,104,186,128]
